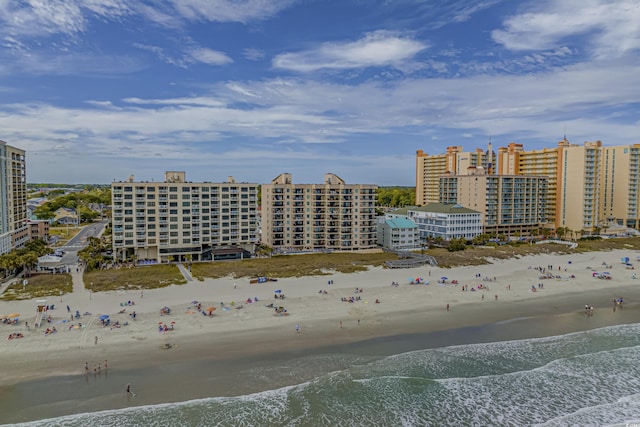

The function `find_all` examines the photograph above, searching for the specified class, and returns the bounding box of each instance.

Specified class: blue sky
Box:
[1,0,639,185]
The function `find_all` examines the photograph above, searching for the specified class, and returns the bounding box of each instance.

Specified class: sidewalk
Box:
[177,263,194,282]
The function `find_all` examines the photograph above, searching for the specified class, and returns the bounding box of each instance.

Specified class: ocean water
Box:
[11,323,640,427]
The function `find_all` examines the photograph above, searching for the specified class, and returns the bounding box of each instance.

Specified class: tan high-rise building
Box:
[419,139,640,234]
[497,140,567,227]
[0,140,28,255]
[556,141,602,233]
[416,146,495,206]
[111,172,259,263]
[261,173,377,252]
[440,167,547,236]
[600,144,640,229]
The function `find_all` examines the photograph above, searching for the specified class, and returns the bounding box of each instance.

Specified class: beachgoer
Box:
[85,362,89,373]
[339,321,343,329]
[105,360,108,369]
[446,304,450,311]
[295,323,300,333]
[495,294,498,301]
[94,336,98,345]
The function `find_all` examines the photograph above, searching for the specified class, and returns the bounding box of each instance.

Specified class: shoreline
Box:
[2,303,640,425]
[1,248,639,422]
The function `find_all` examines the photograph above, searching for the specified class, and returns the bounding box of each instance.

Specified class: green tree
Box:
[472,234,490,245]
[376,187,415,208]
[556,227,567,239]
[447,237,466,252]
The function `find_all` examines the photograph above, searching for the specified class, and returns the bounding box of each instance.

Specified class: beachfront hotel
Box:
[417,140,640,235]
[415,145,496,206]
[0,140,28,256]
[440,168,547,236]
[111,172,259,263]
[261,173,378,252]
[391,203,483,241]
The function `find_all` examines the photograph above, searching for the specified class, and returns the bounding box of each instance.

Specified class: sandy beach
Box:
[1,248,639,423]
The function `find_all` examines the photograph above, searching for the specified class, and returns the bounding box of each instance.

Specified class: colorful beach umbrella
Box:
[274,290,282,293]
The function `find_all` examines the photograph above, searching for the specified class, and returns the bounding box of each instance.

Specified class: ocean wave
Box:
[9,323,640,427]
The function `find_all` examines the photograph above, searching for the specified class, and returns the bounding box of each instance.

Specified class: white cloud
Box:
[3,58,639,165]
[273,30,428,72]
[122,97,226,107]
[0,0,131,38]
[166,0,295,24]
[243,48,265,61]
[492,0,640,58]
[186,47,232,65]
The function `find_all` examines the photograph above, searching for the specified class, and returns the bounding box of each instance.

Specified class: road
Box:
[57,219,109,265]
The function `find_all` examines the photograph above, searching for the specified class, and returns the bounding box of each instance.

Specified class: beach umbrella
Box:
[99,314,109,321]
[170,321,176,324]
[274,290,282,293]
[206,306,216,312]
[441,277,448,280]
[7,313,20,318]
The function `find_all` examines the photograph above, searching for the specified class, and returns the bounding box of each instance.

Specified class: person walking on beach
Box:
[339,321,343,329]
[94,336,98,345]
[127,383,136,397]
[295,323,300,333]
[446,304,450,311]
[85,362,89,373]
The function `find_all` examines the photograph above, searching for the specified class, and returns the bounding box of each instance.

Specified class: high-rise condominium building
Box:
[111,172,259,263]
[600,144,640,229]
[497,141,563,227]
[416,145,496,206]
[0,140,27,255]
[419,139,640,234]
[261,173,377,252]
[440,167,547,236]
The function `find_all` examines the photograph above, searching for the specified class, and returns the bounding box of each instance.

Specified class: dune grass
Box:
[10,238,633,294]
[84,264,187,292]
[431,238,640,268]
[190,252,399,280]
[0,274,72,301]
